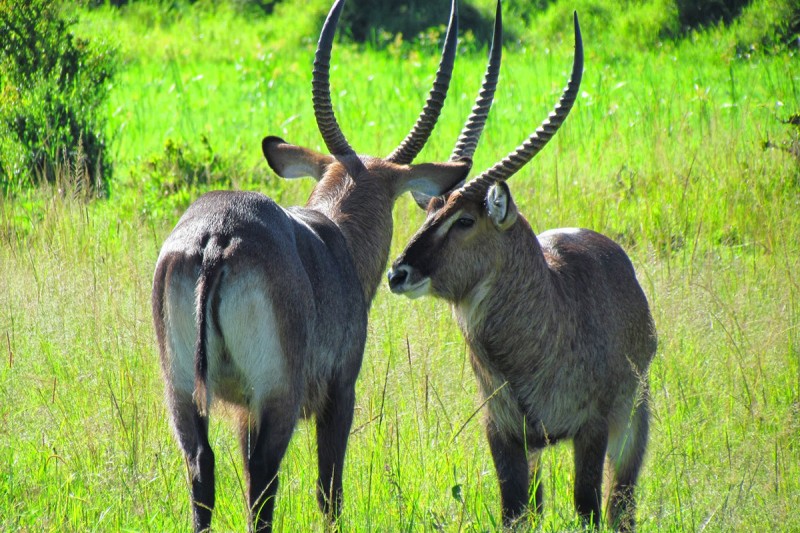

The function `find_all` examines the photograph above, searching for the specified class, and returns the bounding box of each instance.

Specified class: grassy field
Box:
[1,0,798,531]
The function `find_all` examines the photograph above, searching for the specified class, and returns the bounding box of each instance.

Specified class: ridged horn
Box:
[312,0,359,162]
[459,11,583,202]
[386,0,459,165]
[410,0,502,209]
[451,0,502,161]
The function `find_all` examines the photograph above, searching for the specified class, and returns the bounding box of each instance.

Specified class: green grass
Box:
[1,0,798,530]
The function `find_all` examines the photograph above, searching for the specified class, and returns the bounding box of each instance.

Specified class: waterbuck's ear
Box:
[403,159,471,209]
[486,181,518,231]
[410,190,436,210]
[262,136,335,181]
[409,190,452,211]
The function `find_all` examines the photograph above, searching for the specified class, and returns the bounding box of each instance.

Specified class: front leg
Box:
[572,419,609,529]
[315,382,356,522]
[486,419,531,527]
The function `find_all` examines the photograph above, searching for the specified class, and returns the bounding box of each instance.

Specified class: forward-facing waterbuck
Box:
[388,11,657,531]
[150,0,485,530]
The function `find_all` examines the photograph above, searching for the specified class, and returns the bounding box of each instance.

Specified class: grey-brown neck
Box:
[454,220,567,359]
[307,172,396,306]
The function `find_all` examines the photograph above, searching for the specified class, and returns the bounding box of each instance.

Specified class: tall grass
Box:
[0,0,798,530]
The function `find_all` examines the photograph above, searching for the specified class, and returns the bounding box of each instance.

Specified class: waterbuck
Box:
[150,0,484,530]
[388,12,657,531]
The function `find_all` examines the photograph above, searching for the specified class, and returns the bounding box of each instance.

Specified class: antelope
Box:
[149,0,499,530]
[388,10,657,531]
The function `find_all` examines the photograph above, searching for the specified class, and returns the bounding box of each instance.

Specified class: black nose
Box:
[387,266,408,290]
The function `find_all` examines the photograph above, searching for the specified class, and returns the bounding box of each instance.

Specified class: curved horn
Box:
[312,0,358,160]
[386,0,459,164]
[410,0,502,209]
[451,0,503,161]
[460,11,583,201]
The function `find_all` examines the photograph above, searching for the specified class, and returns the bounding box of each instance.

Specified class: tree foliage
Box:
[0,0,118,194]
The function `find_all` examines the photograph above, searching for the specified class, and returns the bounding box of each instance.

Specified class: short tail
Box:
[193,234,225,417]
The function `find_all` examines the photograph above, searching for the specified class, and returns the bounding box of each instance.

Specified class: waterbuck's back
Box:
[154,190,367,416]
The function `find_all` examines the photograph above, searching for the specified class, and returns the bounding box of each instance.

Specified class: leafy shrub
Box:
[147,136,233,196]
[535,0,797,53]
[136,135,282,220]
[672,0,798,49]
[0,0,117,195]
[728,0,800,52]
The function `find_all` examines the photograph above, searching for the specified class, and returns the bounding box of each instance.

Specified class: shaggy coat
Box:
[389,182,657,531]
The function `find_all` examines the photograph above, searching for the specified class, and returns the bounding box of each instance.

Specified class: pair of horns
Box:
[312,0,582,192]
[312,0,500,172]
[312,0,458,169]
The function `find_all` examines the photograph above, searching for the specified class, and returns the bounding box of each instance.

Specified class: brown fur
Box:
[152,1,474,528]
[153,151,467,531]
[389,184,656,530]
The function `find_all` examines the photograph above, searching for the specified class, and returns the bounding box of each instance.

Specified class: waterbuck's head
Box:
[388,11,583,303]
[261,0,472,221]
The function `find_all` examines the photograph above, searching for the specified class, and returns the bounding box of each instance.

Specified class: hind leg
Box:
[156,257,215,530]
[241,397,300,532]
[607,391,650,532]
[169,391,216,532]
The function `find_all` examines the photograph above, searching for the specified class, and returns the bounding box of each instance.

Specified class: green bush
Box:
[147,136,234,196]
[134,135,281,220]
[675,0,752,30]
[0,0,117,195]
[671,0,799,49]
[728,0,800,52]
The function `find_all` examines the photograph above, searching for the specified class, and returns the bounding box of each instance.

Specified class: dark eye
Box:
[456,217,475,228]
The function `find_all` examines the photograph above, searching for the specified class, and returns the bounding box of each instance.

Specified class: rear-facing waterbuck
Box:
[388,10,657,532]
[151,0,481,530]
